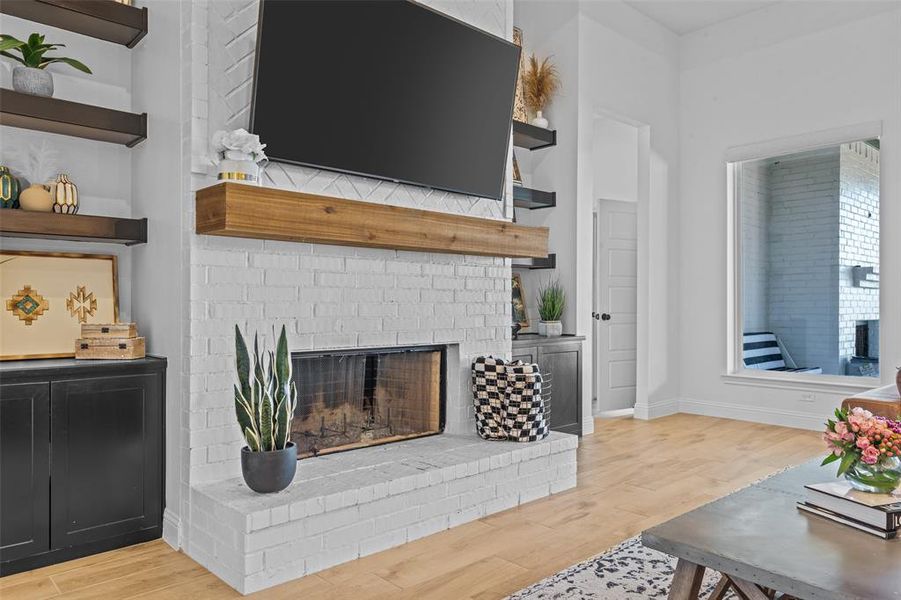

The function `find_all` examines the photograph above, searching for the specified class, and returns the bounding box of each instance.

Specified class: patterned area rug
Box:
[506,535,736,599]
[509,536,735,600]
[506,466,803,599]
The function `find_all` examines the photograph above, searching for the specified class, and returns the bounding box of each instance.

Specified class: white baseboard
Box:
[678,397,823,431]
[633,397,679,420]
[594,407,635,418]
[162,508,182,550]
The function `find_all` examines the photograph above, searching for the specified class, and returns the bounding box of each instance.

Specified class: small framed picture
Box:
[1,251,119,360]
[511,272,529,329]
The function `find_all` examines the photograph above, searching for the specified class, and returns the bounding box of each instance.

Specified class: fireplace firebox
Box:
[291,345,446,458]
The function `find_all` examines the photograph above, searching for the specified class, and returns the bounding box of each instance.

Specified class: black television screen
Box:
[251,0,520,201]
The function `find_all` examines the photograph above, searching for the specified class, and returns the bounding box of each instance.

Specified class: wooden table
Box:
[642,459,900,600]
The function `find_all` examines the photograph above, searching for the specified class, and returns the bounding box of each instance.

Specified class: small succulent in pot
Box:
[537,278,565,337]
[234,324,298,493]
[1,33,92,97]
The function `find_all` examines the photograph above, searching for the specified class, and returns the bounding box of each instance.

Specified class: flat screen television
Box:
[251,0,520,201]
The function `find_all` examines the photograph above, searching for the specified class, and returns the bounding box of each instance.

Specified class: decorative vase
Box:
[241,442,297,493]
[19,183,53,212]
[844,456,901,494]
[0,166,20,208]
[538,320,562,337]
[49,174,79,214]
[12,66,53,97]
[218,150,263,184]
[531,110,549,129]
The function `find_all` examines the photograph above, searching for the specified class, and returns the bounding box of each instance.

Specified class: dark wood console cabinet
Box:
[512,334,584,435]
[0,357,165,575]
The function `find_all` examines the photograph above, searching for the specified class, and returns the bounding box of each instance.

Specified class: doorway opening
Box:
[591,116,641,417]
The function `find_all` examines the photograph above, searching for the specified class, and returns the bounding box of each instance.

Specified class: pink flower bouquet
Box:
[823,407,901,493]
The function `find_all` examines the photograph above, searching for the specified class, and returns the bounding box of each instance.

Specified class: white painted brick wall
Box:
[187,0,516,485]
[187,432,578,594]
[838,142,880,369]
[766,148,841,374]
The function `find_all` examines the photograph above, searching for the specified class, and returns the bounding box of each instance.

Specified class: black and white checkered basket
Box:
[471,356,508,440]
[504,362,549,442]
[471,357,549,442]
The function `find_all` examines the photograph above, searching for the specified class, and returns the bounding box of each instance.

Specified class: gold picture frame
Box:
[512,272,529,329]
[512,27,528,123]
[1,251,119,360]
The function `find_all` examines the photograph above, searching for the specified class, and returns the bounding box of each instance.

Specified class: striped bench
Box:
[742,332,822,374]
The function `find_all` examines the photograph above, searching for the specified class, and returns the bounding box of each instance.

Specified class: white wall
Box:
[513,1,682,429]
[679,6,901,428]
[0,16,134,319]
[130,0,191,548]
[577,4,682,421]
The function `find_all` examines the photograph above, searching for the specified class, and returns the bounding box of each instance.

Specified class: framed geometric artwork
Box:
[1,251,118,360]
[511,272,529,329]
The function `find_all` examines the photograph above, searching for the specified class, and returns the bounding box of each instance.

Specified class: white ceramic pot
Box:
[538,320,562,337]
[217,150,265,184]
[531,110,549,129]
[13,66,53,97]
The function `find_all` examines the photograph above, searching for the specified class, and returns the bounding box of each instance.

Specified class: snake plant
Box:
[234,325,297,452]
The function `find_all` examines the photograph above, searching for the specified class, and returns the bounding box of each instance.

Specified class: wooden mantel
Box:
[195,183,548,258]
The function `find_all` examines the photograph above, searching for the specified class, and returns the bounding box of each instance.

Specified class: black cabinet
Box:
[512,335,584,435]
[0,358,165,575]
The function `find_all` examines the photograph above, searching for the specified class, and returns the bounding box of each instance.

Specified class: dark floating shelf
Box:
[513,120,556,151]
[0,89,147,147]
[0,211,147,245]
[513,185,556,210]
[511,253,556,270]
[0,0,148,48]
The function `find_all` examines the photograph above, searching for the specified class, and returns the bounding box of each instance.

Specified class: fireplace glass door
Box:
[291,346,445,457]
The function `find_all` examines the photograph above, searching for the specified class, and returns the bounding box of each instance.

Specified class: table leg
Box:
[729,576,773,600]
[668,559,706,600]
[709,575,731,600]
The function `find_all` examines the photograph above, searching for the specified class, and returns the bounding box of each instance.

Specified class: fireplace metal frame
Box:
[290,344,448,458]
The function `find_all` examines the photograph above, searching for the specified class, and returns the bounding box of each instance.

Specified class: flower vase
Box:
[19,184,53,212]
[0,166,20,208]
[531,110,549,129]
[49,174,79,214]
[218,150,262,184]
[844,456,901,494]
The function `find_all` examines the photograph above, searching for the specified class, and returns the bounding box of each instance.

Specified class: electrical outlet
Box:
[800,392,815,403]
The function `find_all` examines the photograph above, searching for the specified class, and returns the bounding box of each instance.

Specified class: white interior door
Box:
[594,199,638,413]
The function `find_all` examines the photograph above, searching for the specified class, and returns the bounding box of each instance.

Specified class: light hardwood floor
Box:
[1,415,823,600]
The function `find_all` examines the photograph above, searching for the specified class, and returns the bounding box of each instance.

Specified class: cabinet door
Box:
[511,346,537,365]
[538,343,582,435]
[50,374,161,549]
[0,382,50,562]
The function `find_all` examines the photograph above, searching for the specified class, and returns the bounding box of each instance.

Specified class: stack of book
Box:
[798,481,901,539]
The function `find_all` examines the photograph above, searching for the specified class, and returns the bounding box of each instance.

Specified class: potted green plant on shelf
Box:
[537,279,565,337]
[0,33,92,97]
[234,324,298,494]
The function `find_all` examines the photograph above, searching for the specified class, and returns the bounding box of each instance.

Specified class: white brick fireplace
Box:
[180,0,577,593]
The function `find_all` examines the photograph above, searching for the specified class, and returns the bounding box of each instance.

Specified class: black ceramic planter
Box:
[241,442,297,493]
